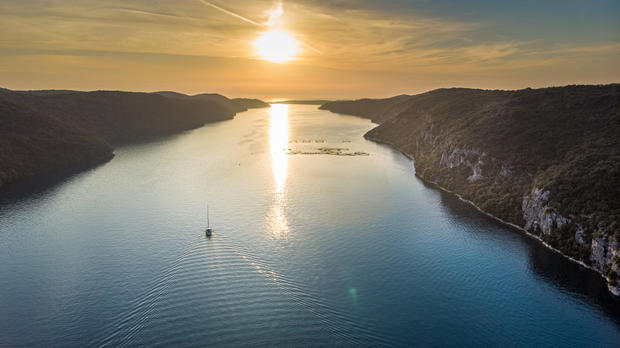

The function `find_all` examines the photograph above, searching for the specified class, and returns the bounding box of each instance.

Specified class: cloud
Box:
[0,0,617,97]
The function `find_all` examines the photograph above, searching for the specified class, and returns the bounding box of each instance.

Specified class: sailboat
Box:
[205,205,213,237]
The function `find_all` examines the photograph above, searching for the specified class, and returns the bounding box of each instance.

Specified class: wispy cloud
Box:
[197,0,322,54]
[0,0,617,97]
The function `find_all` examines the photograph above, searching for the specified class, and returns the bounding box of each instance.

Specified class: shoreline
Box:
[365,134,619,296]
[0,118,234,201]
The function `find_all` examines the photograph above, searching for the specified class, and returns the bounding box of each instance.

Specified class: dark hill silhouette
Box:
[17,89,79,96]
[0,88,243,193]
[232,98,270,109]
[154,91,247,114]
[320,94,412,123]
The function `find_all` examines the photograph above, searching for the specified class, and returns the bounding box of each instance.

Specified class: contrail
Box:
[298,41,322,54]
[198,0,261,26]
[198,0,322,54]
[116,8,193,20]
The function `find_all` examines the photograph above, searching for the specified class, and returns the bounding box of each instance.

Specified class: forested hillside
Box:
[0,89,242,193]
[321,84,620,295]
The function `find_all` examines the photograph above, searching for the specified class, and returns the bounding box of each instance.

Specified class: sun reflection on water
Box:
[269,104,289,193]
[268,104,290,239]
[267,204,289,240]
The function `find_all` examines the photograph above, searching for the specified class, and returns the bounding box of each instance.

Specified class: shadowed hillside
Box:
[232,98,270,109]
[322,84,620,295]
[320,95,412,123]
[0,94,113,192]
[0,89,243,193]
[154,91,247,115]
[155,93,269,111]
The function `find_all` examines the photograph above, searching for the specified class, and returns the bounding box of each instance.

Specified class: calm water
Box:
[0,105,619,346]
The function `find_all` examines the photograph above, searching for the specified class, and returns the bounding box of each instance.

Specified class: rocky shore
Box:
[323,84,620,295]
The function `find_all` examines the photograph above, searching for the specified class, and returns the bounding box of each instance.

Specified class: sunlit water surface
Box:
[0,105,619,346]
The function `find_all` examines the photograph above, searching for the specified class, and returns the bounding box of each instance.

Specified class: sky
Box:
[1,0,619,99]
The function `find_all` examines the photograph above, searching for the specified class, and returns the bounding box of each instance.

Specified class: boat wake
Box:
[92,230,397,347]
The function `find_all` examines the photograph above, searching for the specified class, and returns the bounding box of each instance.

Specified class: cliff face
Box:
[0,89,242,194]
[322,84,620,295]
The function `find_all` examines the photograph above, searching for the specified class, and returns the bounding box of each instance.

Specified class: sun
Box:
[255,30,299,63]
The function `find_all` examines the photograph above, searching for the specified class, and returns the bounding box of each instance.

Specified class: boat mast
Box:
[207,205,210,228]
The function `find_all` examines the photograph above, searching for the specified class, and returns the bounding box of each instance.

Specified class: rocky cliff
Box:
[322,85,620,295]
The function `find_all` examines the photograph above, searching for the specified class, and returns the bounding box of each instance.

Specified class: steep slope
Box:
[232,98,270,109]
[320,94,412,123]
[322,84,620,295]
[154,91,247,116]
[0,89,240,193]
[0,93,113,191]
[193,93,247,114]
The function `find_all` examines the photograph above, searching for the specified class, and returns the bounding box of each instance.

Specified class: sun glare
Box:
[255,30,299,63]
[269,104,289,193]
[268,104,290,240]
